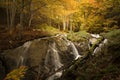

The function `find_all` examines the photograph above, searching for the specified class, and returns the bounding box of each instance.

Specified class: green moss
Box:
[36,23,60,35]
[67,31,91,42]
[103,29,120,39]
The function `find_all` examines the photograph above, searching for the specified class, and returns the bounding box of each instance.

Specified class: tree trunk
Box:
[28,0,32,28]
[70,22,72,32]
[9,0,16,34]
[6,0,10,28]
[63,16,66,31]
[28,14,33,28]
[66,18,69,31]
[20,0,24,29]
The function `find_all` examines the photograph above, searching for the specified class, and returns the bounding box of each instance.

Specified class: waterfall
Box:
[93,47,99,55]
[69,41,82,60]
[45,41,63,80]
[23,41,32,48]
[58,34,81,60]
[91,34,108,56]
[17,41,32,67]
[45,34,82,80]
[91,34,100,38]
[17,56,24,67]
[3,34,84,80]
[45,42,63,71]
[103,39,108,45]
[47,71,63,80]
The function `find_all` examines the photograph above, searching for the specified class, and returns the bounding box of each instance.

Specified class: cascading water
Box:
[45,41,63,71]
[45,41,63,80]
[45,35,81,80]
[17,41,32,67]
[17,56,24,67]
[103,39,108,45]
[2,33,96,80]
[59,34,82,60]
[89,34,108,55]
[93,47,99,55]
[69,41,82,60]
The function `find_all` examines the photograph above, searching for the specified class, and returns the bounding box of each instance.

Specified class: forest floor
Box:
[0,28,51,53]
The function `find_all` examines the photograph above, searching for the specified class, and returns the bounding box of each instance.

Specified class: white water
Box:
[45,42,63,71]
[91,34,100,38]
[93,47,99,55]
[23,41,32,48]
[17,41,32,67]
[47,71,63,80]
[89,38,98,45]
[69,41,82,60]
[88,34,108,55]
[92,39,108,55]
[17,56,24,67]
[58,34,82,60]
[103,39,108,45]
[45,42,63,80]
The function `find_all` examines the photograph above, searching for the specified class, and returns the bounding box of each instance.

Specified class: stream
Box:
[0,33,108,80]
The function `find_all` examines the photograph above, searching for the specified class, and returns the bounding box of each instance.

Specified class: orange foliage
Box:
[4,66,27,80]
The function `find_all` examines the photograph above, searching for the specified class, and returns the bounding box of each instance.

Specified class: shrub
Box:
[67,31,91,42]
[35,23,60,35]
[4,66,27,80]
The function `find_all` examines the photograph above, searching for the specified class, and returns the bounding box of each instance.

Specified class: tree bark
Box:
[63,16,66,31]
[6,0,10,28]
[20,0,24,29]
[9,0,16,34]
[28,0,32,27]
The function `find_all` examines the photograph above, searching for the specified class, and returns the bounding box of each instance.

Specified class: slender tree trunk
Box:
[63,16,66,31]
[70,15,73,32]
[20,0,24,29]
[28,14,33,28]
[58,24,60,30]
[70,23,72,32]
[6,0,10,28]
[28,0,32,28]
[66,18,69,31]
[9,0,16,34]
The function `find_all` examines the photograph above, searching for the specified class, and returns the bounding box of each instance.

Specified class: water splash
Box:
[93,47,99,55]
[91,34,100,38]
[47,71,63,80]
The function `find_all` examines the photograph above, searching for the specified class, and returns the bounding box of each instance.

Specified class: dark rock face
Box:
[0,58,6,80]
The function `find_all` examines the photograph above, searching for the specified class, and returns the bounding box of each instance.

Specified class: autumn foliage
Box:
[4,66,27,80]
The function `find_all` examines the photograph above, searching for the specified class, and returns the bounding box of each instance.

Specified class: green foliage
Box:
[104,29,120,38]
[67,31,90,42]
[36,23,60,35]
[4,66,27,80]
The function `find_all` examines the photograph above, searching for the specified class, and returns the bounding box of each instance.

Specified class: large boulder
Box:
[1,35,80,80]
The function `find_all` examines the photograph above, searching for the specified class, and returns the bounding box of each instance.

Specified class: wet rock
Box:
[1,35,82,80]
